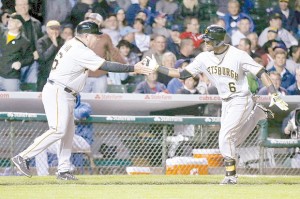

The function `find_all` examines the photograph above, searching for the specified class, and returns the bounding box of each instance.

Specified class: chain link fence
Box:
[0,113,299,176]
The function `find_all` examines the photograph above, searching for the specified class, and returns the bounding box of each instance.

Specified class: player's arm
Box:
[99,60,152,75]
[256,69,288,110]
[144,55,193,79]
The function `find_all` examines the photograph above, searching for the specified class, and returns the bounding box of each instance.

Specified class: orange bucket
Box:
[166,157,208,175]
[192,149,223,167]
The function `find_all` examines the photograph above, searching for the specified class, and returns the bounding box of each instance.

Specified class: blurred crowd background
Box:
[0,0,299,97]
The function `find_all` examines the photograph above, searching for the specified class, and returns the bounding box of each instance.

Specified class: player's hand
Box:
[134,60,154,75]
[143,55,159,71]
[269,93,288,111]
[11,61,21,70]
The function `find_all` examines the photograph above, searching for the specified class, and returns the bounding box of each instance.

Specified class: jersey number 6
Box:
[229,82,236,92]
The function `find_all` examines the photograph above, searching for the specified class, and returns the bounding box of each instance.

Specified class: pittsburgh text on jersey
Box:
[207,66,238,81]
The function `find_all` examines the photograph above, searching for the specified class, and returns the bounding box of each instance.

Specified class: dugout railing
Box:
[0,112,299,176]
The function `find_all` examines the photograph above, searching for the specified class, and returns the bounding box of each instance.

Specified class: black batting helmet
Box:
[202,25,226,47]
[76,21,103,35]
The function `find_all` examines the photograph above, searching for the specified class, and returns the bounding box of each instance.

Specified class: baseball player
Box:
[11,20,152,180]
[35,102,95,176]
[144,25,289,185]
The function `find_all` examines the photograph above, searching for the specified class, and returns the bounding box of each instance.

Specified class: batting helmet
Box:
[74,102,92,120]
[202,25,226,47]
[76,21,103,35]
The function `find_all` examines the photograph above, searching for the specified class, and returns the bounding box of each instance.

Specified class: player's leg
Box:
[56,105,77,180]
[12,85,72,177]
[219,96,254,184]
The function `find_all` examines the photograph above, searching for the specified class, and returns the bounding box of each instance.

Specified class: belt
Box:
[222,96,234,102]
[47,79,78,97]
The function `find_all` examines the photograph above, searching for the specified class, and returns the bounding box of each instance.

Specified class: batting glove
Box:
[269,93,288,111]
[143,55,159,71]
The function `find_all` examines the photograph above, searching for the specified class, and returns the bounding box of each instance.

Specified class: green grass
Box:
[0,175,300,199]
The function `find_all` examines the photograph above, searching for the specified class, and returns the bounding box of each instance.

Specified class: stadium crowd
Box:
[0,0,299,96]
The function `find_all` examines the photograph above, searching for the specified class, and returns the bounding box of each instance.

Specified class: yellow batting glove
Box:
[269,93,289,111]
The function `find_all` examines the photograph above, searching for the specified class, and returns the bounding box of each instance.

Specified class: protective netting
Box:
[0,114,299,176]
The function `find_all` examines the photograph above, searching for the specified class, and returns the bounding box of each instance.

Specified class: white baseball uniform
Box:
[185,45,267,159]
[20,37,105,173]
[35,134,91,176]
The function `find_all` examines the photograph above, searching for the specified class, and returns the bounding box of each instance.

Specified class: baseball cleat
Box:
[11,155,32,177]
[256,103,274,119]
[220,175,238,185]
[57,171,78,181]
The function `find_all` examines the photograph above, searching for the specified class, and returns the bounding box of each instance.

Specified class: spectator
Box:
[258,12,298,49]
[196,73,212,95]
[177,38,195,59]
[135,10,152,35]
[166,24,182,58]
[157,51,176,86]
[268,49,295,89]
[120,24,142,58]
[261,39,284,69]
[270,0,298,35]
[116,0,132,12]
[179,17,203,49]
[151,12,170,38]
[115,7,127,30]
[231,17,251,47]
[213,0,229,17]
[155,0,178,22]
[82,13,126,93]
[60,23,74,42]
[117,39,140,66]
[222,0,255,36]
[15,0,43,91]
[0,13,33,91]
[126,0,152,26]
[286,45,300,75]
[174,0,201,22]
[258,71,288,95]
[238,38,255,57]
[36,20,64,91]
[267,27,279,41]
[142,34,167,65]
[0,9,12,30]
[101,14,121,46]
[133,18,150,52]
[167,59,190,94]
[247,32,264,57]
[134,71,168,93]
[35,102,95,176]
[42,0,72,25]
[176,75,200,94]
[69,0,108,28]
[287,68,300,95]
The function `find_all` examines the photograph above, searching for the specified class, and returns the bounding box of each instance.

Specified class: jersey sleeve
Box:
[240,51,264,76]
[184,54,205,76]
[77,49,106,72]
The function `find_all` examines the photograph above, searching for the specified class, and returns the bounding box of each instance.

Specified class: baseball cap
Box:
[46,20,61,29]
[279,0,289,3]
[268,27,278,34]
[9,13,24,23]
[76,20,103,35]
[269,13,282,20]
[120,26,137,37]
[86,13,103,24]
[174,59,191,69]
[171,24,183,32]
